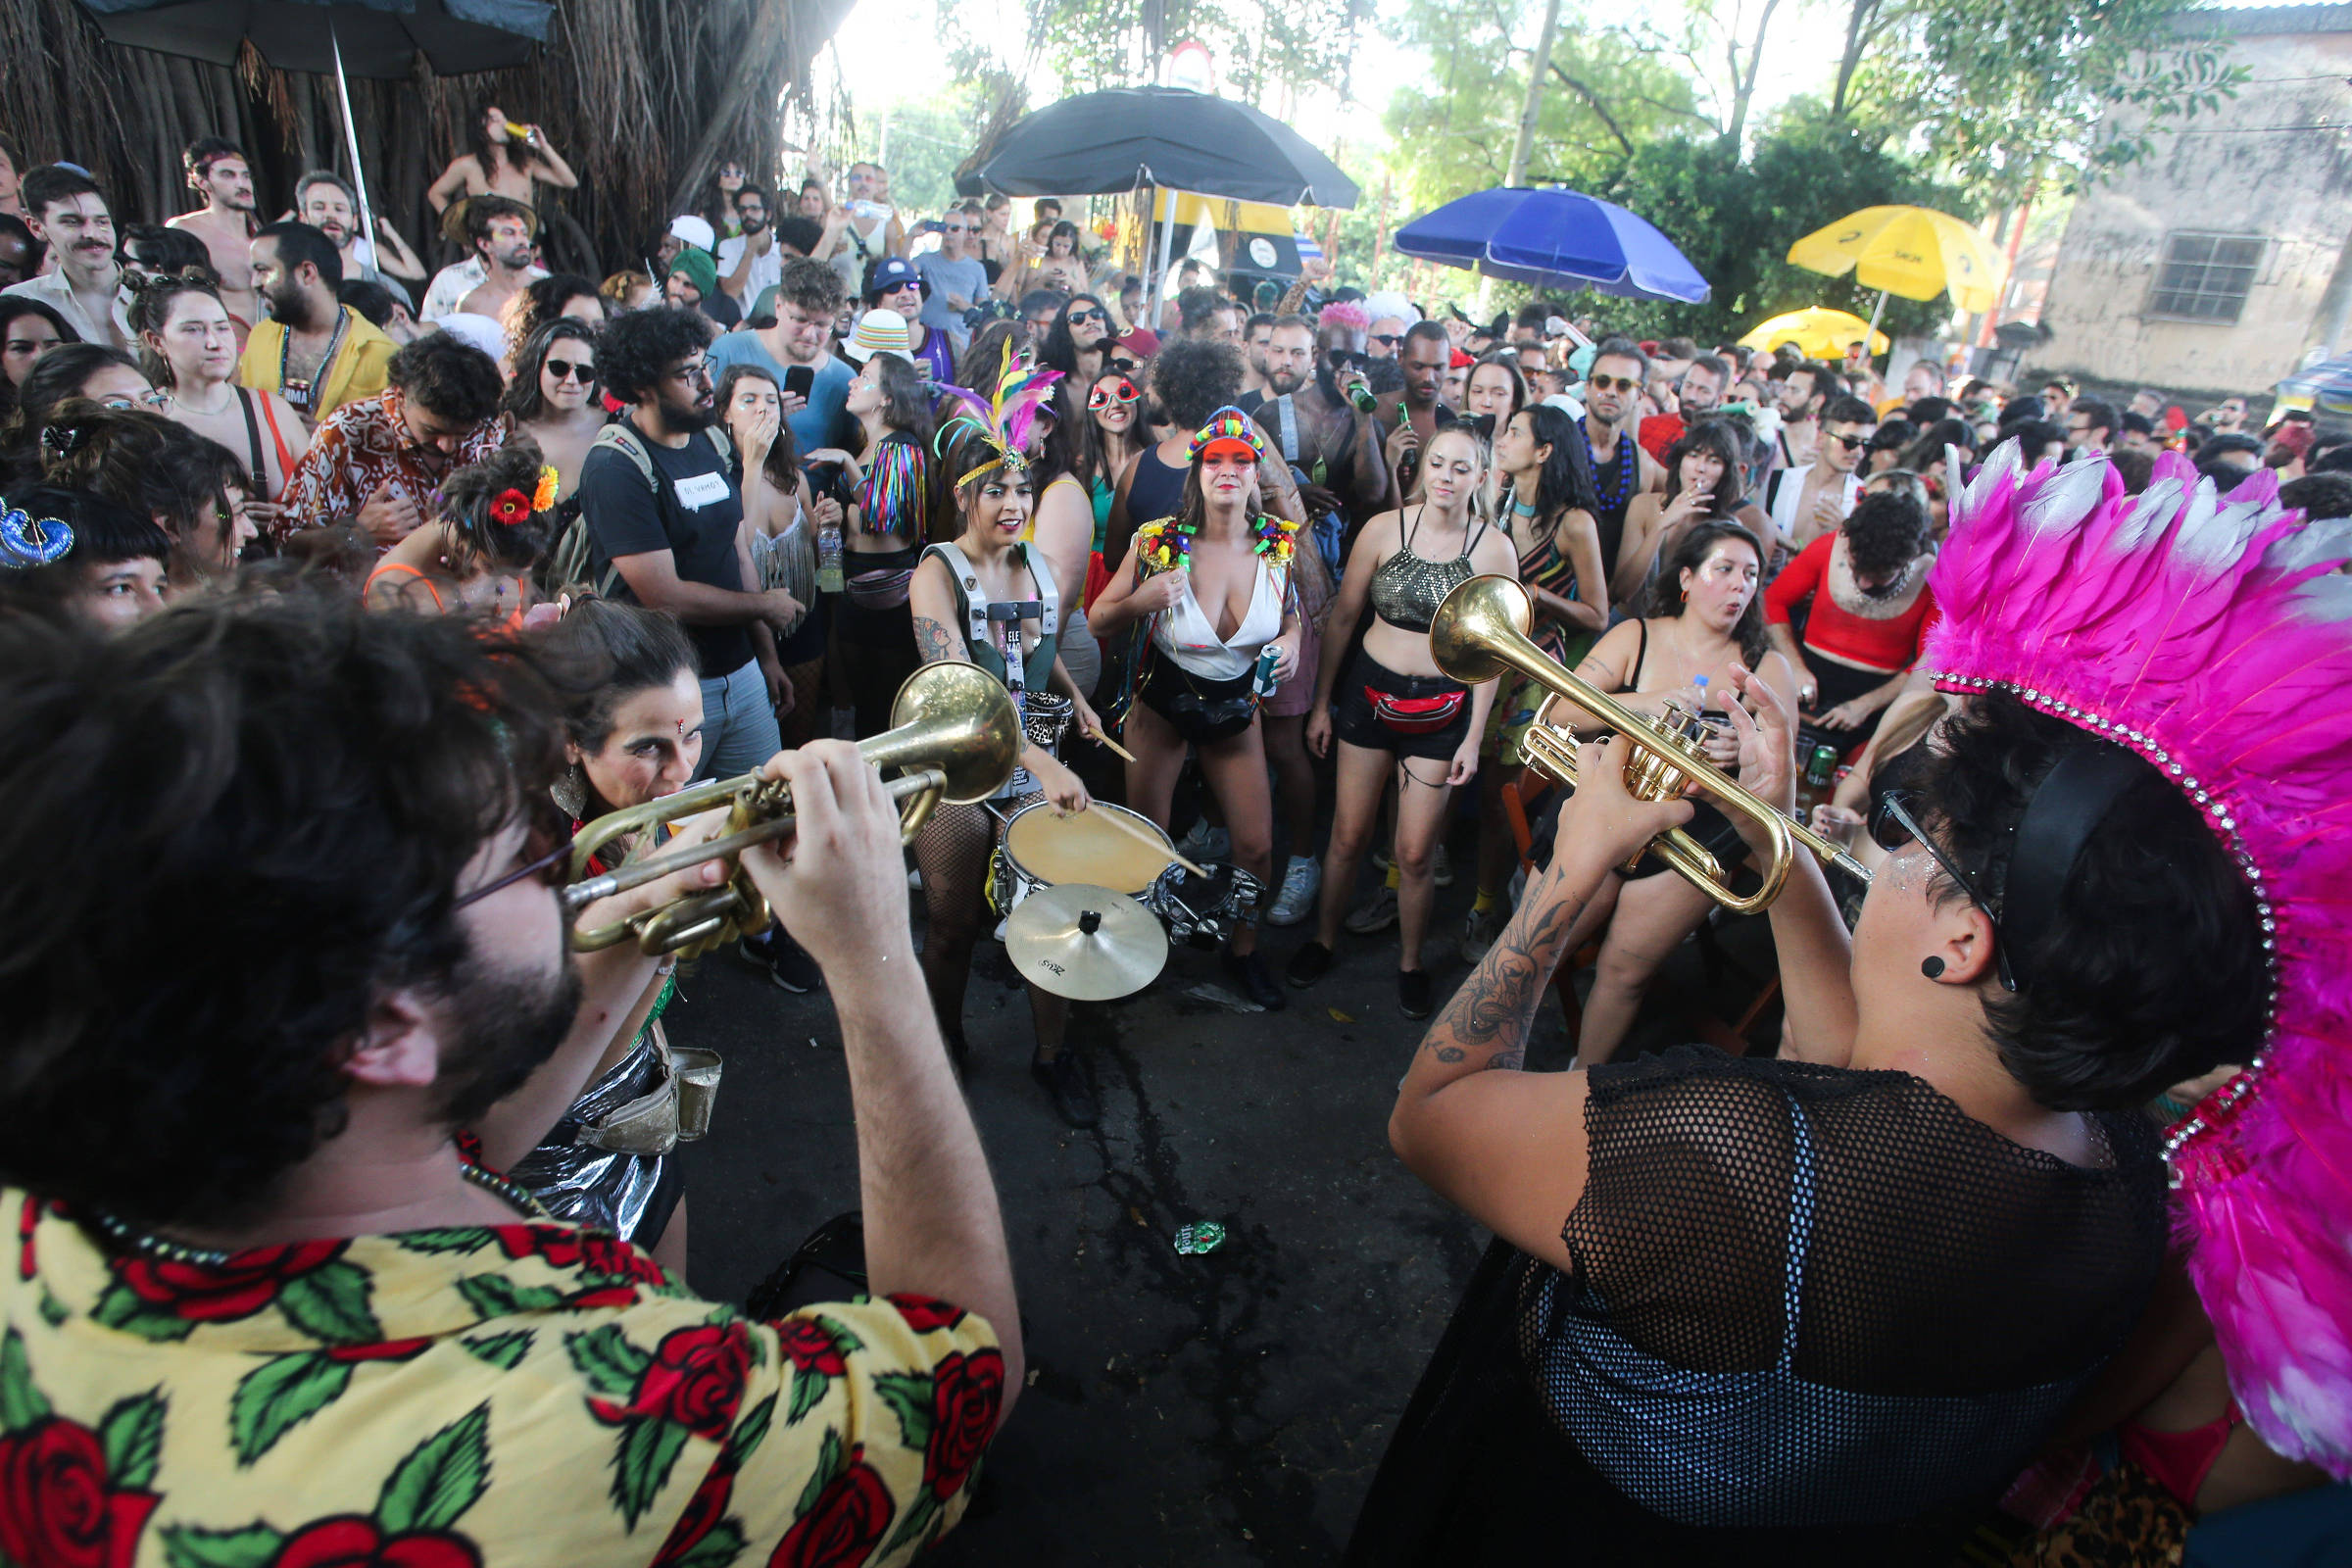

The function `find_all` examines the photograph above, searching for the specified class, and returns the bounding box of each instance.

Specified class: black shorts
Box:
[1333,651,1472,762]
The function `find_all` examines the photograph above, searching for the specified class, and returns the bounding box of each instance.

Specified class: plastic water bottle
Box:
[816,514,845,595]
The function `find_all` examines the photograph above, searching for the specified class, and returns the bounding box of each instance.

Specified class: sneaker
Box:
[1345,883,1399,935]
[1223,950,1286,1010]
[1176,818,1232,863]
[1285,939,1335,989]
[1458,904,1504,964]
[1433,842,1454,888]
[1264,856,1321,927]
[1371,845,1393,875]
[741,928,822,994]
[1398,967,1434,1019]
[1031,1052,1101,1128]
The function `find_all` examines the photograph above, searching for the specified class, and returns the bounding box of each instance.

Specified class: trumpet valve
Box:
[1624,702,1705,803]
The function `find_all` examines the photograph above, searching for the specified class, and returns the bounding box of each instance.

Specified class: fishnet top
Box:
[1520,1047,2165,1528]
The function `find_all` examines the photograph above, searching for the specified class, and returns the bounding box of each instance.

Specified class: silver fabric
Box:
[511,1032,673,1243]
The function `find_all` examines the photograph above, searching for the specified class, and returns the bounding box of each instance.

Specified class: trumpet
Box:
[563,662,1021,956]
[1429,575,1872,913]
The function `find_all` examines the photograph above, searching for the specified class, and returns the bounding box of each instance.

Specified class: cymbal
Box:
[1004,884,1166,1001]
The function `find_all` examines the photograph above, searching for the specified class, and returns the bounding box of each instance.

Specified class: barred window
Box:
[2147,232,2265,323]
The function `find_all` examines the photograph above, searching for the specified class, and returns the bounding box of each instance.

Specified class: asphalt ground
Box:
[667,809,1785,1566]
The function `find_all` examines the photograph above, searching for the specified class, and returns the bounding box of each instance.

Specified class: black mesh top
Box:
[1519,1046,2166,1528]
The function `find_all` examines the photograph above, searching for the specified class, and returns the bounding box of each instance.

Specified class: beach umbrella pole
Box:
[1149,185,1180,330]
[1863,288,1888,365]
[328,19,376,264]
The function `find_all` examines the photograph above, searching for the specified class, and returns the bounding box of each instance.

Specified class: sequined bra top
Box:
[1369,506,1489,634]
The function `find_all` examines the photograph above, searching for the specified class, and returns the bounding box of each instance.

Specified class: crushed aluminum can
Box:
[1173,1221,1228,1255]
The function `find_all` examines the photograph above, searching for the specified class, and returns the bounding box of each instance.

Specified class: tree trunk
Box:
[1722,0,1783,153]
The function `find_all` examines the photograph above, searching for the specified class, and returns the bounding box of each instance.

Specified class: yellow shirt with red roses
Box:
[0,1189,1004,1568]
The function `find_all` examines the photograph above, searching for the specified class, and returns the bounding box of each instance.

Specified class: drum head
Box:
[1003,802,1174,894]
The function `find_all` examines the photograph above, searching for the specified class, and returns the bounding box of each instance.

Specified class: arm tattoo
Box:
[912,614,961,664]
[1418,867,1587,1072]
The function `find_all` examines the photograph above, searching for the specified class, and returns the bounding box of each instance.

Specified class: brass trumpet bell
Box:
[1429,575,1871,913]
[564,662,1020,956]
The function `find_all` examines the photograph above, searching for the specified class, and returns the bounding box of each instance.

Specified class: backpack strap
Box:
[591,420,658,490]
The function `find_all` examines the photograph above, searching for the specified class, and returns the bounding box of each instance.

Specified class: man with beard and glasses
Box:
[3,165,132,351]
[240,220,397,424]
[279,332,504,543]
[0,593,1020,1566]
[1577,338,1666,584]
[1244,311,1391,529]
[294,170,426,290]
[166,138,262,329]
[581,306,802,779]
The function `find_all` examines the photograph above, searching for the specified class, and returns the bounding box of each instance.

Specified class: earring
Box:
[553,761,589,819]
[1921,956,1945,979]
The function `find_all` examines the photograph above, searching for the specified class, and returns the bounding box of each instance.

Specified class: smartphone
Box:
[783,364,815,401]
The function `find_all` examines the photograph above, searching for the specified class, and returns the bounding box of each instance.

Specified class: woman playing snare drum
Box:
[1090,407,1302,1010]
[907,368,1107,1127]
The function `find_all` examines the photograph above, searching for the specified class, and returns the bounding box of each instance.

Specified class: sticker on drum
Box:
[1001,802,1175,899]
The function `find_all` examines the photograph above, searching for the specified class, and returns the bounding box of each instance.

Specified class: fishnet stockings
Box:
[914,800,1066,1056]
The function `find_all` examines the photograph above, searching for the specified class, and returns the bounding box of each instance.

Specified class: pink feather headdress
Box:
[1926,441,2352,1477]
[934,342,1061,489]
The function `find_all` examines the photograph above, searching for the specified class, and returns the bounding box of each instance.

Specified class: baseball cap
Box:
[865,256,924,301]
[843,309,914,364]
[666,214,715,253]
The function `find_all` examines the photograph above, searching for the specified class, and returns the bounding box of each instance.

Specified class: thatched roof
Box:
[0,0,859,275]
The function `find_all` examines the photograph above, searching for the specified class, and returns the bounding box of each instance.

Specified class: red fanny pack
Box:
[1367,686,1465,734]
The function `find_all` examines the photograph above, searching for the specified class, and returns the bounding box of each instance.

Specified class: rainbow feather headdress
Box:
[935,343,1062,489]
[1926,442,2352,1477]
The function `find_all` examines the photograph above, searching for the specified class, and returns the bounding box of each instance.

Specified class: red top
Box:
[1763,534,1938,673]
[1638,413,1685,466]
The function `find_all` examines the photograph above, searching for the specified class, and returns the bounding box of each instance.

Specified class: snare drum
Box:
[990,801,1175,915]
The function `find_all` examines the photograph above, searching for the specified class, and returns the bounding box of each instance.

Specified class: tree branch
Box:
[1548,63,1637,156]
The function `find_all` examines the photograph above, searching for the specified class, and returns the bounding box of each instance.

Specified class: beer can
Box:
[1805,744,1838,787]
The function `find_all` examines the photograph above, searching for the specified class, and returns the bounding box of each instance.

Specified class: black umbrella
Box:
[956,86,1359,209]
[74,0,552,265]
[76,0,551,77]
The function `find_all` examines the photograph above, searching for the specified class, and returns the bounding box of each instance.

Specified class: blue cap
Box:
[864,255,924,301]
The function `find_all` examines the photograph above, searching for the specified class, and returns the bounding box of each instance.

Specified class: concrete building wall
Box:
[2035,13,2352,400]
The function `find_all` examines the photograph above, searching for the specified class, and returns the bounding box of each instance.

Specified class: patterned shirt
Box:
[0,1185,1004,1568]
[280,387,505,534]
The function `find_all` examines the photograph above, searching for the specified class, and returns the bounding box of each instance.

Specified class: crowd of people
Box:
[1,117,2347,1568]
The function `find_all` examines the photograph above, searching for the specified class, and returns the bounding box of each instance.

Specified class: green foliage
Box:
[1011,0,1367,105]
[1832,0,2243,202]
[1584,103,1978,344]
[868,82,1001,220]
[1380,4,1705,215]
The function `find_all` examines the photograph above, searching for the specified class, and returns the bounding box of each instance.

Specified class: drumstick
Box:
[1084,724,1137,763]
[1089,803,1208,876]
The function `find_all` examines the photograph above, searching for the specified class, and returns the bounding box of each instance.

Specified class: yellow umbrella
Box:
[1786,205,1999,366]
[1740,307,1888,360]
[1788,205,1999,313]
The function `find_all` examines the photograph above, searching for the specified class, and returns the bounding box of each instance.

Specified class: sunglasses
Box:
[945,223,972,234]
[545,358,597,385]
[454,804,572,910]
[1585,374,1640,394]
[1825,431,1870,452]
[1067,307,1106,325]
[1867,791,2016,992]
[1370,332,1403,348]
[1089,378,1140,410]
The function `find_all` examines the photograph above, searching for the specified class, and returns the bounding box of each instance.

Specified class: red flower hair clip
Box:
[489,488,532,527]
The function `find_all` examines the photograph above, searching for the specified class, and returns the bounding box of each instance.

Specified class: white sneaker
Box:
[1265,856,1321,927]
[1458,904,1504,963]
[1345,882,1399,934]
[1176,819,1232,863]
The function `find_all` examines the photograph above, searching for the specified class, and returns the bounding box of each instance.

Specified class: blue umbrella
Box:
[1394,186,1710,304]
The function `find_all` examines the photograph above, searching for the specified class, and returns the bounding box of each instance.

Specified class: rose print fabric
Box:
[0,1188,1003,1567]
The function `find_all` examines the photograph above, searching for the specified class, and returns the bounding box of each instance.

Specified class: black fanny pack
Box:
[1138,660,1257,745]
